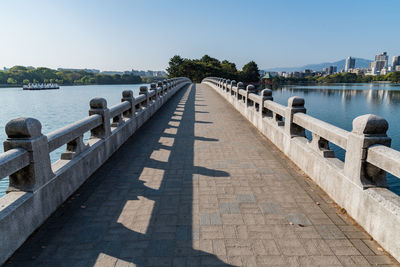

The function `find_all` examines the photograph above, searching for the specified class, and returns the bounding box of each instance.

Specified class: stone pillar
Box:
[150,83,157,100]
[344,114,391,189]
[237,82,244,101]
[121,90,135,118]
[260,89,273,116]
[4,117,54,192]
[246,84,255,105]
[89,97,111,139]
[139,86,149,107]
[231,80,237,97]
[225,79,231,94]
[162,81,168,94]
[157,81,163,96]
[285,96,306,137]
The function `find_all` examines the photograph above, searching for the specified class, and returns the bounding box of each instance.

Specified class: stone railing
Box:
[0,77,191,264]
[202,77,400,262]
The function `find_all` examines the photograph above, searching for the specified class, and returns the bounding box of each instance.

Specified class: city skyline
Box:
[1,0,400,71]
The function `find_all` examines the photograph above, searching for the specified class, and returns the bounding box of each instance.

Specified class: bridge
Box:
[0,77,399,266]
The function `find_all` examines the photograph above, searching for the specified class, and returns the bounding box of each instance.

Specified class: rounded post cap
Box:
[150,83,157,89]
[288,96,305,107]
[226,79,231,83]
[261,89,272,96]
[162,80,167,84]
[140,85,148,92]
[122,90,133,98]
[90,97,107,109]
[237,82,244,88]
[157,81,163,87]
[231,80,237,86]
[6,117,42,138]
[352,114,388,135]
[246,84,255,91]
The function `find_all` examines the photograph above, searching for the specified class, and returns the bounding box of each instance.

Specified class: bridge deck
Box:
[6,84,398,266]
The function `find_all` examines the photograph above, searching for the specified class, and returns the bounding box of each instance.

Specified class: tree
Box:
[240,61,260,83]
[167,55,184,78]
[167,55,261,83]
[7,77,17,84]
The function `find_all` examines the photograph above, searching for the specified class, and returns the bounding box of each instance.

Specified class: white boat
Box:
[23,83,60,90]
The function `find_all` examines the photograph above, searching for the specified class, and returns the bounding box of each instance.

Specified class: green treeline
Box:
[272,72,400,84]
[167,55,260,83]
[0,66,143,86]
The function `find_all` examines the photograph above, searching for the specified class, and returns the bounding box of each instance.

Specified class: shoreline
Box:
[0,82,150,89]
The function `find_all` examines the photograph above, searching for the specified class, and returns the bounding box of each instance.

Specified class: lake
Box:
[0,83,399,196]
[0,84,147,196]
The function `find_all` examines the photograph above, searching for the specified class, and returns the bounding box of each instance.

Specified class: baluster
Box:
[4,117,54,192]
[89,97,111,139]
[260,89,273,116]
[122,90,135,119]
[61,135,89,160]
[344,114,391,188]
[309,133,335,158]
[285,96,306,137]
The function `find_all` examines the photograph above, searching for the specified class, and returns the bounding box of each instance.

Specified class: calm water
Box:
[0,83,399,196]
[271,83,400,195]
[0,84,147,196]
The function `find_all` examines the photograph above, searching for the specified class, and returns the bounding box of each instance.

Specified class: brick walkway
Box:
[6,84,399,266]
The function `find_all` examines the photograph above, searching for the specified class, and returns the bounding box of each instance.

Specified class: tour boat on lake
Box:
[23,83,60,90]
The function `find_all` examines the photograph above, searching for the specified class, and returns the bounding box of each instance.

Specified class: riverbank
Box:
[268,71,400,85]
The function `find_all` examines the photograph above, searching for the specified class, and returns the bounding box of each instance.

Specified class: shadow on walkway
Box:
[7,84,235,266]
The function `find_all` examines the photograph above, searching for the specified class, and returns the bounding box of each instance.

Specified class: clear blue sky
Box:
[1,0,399,71]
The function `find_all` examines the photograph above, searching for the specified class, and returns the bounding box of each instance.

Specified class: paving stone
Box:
[285,213,312,226]
[259,203,282,214]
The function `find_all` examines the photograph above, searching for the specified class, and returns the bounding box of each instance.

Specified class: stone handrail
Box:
[0,149,30,179]
[293,113,349,150]
[367,145,400,178]
[0,77,191,264]
[47,115,102,152]
[202,76,400,262]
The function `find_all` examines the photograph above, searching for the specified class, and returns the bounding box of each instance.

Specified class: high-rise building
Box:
[327,66,337,75]
[345,57,356,72]
[392,56,400,70]
[374,52,389,73]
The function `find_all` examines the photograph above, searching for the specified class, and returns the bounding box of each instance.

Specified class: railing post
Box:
[4,117,54,192]
[225,79,231,94]
[157,81,163,96]
[89,98,111,139]
[285,96,306,137]
[150,83,157,101]
[139,86,149,107]
[162,81,168,95]
[121,90,135,119]
[237,82,244,101]
[231,80,237,97]
[344,114,391,188]
[260,89,273,116]
[246,84,254,105]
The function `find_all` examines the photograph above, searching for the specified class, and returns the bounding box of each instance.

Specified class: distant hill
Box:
[264,58,372,72]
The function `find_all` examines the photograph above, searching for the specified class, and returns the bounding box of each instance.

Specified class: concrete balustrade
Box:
[203,76,400,263]
[0,77,191,264]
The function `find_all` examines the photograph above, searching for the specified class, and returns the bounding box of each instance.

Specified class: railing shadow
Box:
[7,84,235,266]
